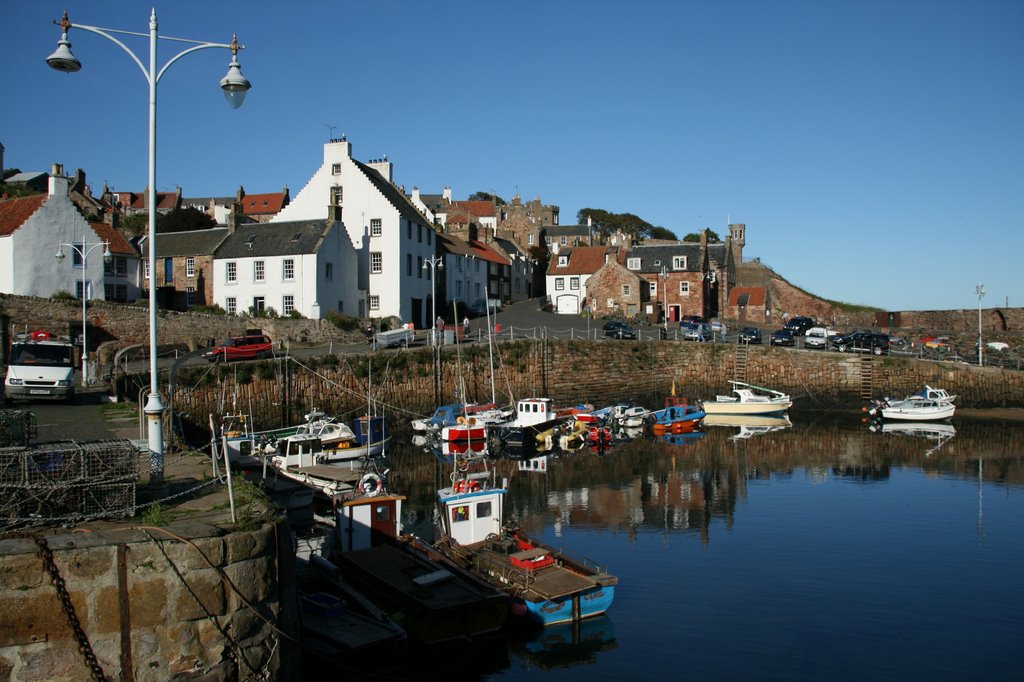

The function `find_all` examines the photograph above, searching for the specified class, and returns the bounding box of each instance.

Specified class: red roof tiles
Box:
[0,194,47,236]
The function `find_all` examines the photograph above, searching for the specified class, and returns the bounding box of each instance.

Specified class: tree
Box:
[682,229,721,243]
[468,191,506,205]
[577,208,659,242]
[648,226,678,241]
[158,207,216,233]
[120,212,149,237]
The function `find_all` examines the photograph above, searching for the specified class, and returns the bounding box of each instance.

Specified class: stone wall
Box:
[0,293,357,364]
[0,520,297,682]
[169,341,1024,433]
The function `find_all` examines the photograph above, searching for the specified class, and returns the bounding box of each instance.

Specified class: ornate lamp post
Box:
[55,238,111,387]
[423,255,444,346]
[47,9,251,482]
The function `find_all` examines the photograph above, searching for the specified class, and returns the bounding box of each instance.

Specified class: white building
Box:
[273,139,439,328]
[211,210,359,319]
[0,174,138,301]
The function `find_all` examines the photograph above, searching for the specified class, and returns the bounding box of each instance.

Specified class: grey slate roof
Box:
[154,228,230,258]
[625,243,704,273]
[545,224,593,237]
[353,160,431,227]
[214,220,330,258]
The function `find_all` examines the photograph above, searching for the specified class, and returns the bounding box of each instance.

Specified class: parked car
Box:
[769,329,795,347]
[204,333,274,362]
[784,316,815,335]
[738,327,762,344]
[804,326,839,349]
[603,321,638,340]
[831,331,891,355]
[680,322,710,341]
[681,315,706,325]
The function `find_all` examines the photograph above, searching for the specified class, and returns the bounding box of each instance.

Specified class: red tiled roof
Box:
[468,240,508,265]
[90,222,136,256]
[453,200,496,218]
[242,192,287,215]
[547,246,611,275]
[116,191,178,211]
[0,194,47,236]
[728,286,766,306]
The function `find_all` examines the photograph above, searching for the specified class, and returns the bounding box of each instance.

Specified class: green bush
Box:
[325,312,362,331]
[51,290,75,302]
[190,304,227,315]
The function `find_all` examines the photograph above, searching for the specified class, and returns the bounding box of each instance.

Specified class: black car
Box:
[831,331,891,355]
[784,316,815,335]
[602,321,638,340]
[769,329,795,346]
[738,327,762,344]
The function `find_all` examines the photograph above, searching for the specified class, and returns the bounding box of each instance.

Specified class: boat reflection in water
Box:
[509,615,617,670]
[869,420,956,458]
[702,413,793,440]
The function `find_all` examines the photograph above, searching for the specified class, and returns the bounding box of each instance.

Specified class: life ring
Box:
[457,416,466,424]
[359,472,384,497]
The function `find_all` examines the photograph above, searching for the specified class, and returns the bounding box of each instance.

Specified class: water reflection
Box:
[389,415,1023,677]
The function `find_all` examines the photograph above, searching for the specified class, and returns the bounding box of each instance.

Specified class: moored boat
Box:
[432,461,617,627]
[650,394,705,436]
[867,385,956,421]
[701,381,792,416]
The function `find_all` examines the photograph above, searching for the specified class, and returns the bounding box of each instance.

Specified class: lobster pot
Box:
[354,416,387,446]
[0,410,37,448]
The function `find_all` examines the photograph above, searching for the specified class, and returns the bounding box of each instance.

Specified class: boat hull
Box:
[879,404,955,421]
[701,401,791,416]
[516,583,616,626]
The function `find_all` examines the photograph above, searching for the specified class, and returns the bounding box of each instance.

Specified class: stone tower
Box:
[728,223,746,263]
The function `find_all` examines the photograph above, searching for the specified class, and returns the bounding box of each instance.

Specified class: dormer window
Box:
[558,255,568,266]
[627,257,641,270]
[673,256,687,270]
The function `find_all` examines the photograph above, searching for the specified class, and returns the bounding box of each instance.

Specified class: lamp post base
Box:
[144,392,165,484]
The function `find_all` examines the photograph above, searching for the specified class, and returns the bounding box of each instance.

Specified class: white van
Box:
[804,326,839,349]
[3,331,76,403]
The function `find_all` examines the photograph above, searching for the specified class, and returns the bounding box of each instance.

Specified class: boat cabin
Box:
[438,484,506,546]
[333,493,406,553]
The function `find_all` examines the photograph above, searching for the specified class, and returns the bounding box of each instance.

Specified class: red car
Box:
[204,334,274,362]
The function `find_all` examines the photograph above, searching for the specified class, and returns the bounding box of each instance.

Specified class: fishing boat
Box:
[650,393,705,436]
[867,385,956,421]
[701,381,792,416]
[260,434,390,501]
[269,414,388,464]
[433,460,617,627]
[327,486,510,645]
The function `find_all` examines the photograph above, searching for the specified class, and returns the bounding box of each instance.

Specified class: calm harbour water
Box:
[386,414,1024,681]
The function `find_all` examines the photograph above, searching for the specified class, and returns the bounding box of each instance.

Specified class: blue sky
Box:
[3,1,1021,311]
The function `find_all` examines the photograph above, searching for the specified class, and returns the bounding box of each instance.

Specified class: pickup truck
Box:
[373,328,415,349]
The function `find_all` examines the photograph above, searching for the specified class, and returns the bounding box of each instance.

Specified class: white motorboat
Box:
[868,385,956,421]
[701,381,792,416]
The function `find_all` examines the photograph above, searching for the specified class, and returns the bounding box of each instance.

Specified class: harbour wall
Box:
[167,340,1024,431]
[0,519,298,682]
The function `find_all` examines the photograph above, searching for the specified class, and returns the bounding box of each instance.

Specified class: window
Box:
[456,280,463,296]
[330,185,342,205]
[679,281,690,295]
[407,254,412,276]
[226,261,237,283]
[143,258,150,281]
[528,234,535,245]
[457,259,463,272]
[282,295,295,315]
[104,284,113,299]
[417,225,422,243]
[370,218,382,237]
[283,259,295,281]
[252,296,265,314]
[417,256,423,278]
[555,278,565,291]
[226,297,237,314]
[186,286,196,308]
[673,256,687,270]
[452,505,469,523]
[369,295,380,310]
[559,236,567,246]
[623,284,631,297]
[72,247,83,267]
[186,257,195,277]
[557,255,568,266]
[407,221,411,239]
[570,277,579,290]
[331,163,341,175]
[650,281,658,295]
[116,284,127,302]
[164,258,173,284]
[254,260,265,282]
[476,501,492,518]
[370,252,382,274]
[325,262,333,280]
[627,257,641,270]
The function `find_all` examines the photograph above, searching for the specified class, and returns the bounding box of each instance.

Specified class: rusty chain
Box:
[30,534,107,682]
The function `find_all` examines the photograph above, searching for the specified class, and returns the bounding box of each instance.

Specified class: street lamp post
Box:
[423,255,444,346]
[976,283,985,366]
[659,266,669,338]
[56,238,111,387]
[47,9,251,483]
